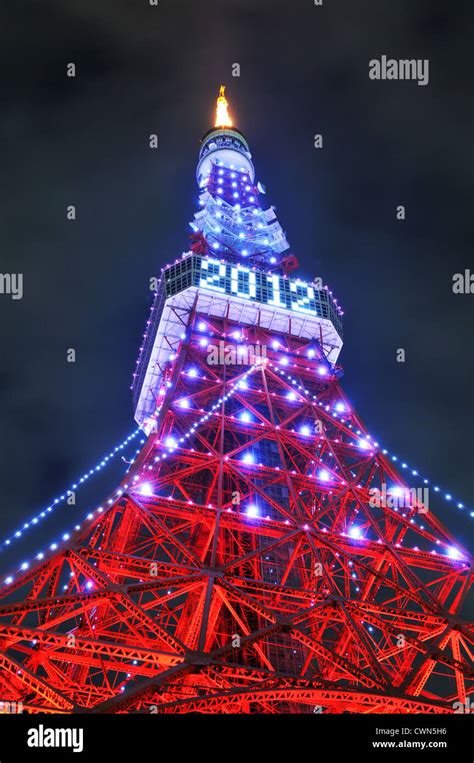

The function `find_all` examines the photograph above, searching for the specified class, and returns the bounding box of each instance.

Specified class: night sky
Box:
[1,0,473,574]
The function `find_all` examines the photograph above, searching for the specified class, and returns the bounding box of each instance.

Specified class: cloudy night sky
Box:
[0,0,473,575]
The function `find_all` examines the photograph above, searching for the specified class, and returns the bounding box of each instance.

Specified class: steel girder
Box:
[0,315,472,713]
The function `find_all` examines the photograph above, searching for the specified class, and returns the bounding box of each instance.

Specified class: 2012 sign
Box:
[199,258,323,317]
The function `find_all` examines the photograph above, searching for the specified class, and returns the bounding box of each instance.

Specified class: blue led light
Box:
[0,429,141,554]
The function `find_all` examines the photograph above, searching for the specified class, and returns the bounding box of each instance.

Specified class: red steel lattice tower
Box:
[0,89,472,714]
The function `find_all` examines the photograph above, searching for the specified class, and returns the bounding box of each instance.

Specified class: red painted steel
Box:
[0,321,471,713]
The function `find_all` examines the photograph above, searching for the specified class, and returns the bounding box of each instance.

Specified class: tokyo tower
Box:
[0,88,472,714]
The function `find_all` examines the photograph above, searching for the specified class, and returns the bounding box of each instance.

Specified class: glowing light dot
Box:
[246,505,259,518]
[390,486,404,498]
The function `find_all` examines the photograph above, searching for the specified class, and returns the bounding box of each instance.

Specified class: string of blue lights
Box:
[1,366,258,585]
[0,429,142,555]
[268,360,472,520]
[1,354,471,586]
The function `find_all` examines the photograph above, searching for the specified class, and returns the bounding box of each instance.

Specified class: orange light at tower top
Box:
[215,85,233,128]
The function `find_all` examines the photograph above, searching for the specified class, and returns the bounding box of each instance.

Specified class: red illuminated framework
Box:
[0,310,472,714]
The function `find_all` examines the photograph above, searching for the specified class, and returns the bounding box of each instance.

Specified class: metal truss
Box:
[0,314,472,713]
